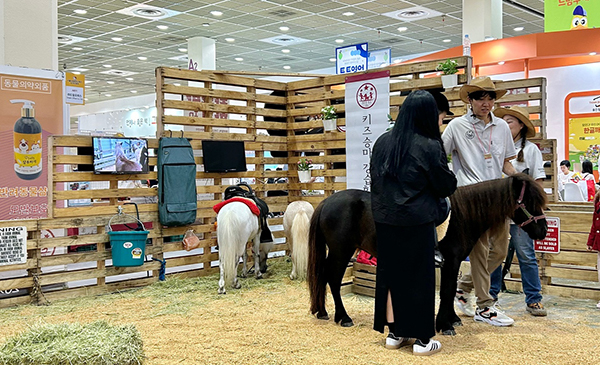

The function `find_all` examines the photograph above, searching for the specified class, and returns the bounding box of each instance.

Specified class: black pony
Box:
[307,173,548,335]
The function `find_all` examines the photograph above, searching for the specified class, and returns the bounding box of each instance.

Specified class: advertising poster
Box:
[545,0,600,32]
[336,43,368,75]
[0,68,64,220]
[345,70,390,191]
[564,90,600,171]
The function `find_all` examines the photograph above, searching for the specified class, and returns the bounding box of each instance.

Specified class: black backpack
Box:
[158,137,197,227]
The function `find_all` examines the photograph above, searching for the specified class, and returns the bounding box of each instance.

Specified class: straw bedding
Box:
[0,257,597,365]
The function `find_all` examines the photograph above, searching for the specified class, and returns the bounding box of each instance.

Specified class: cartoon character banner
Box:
[545,0,600,32]
[565,90,600,171]
[0,67,64,220]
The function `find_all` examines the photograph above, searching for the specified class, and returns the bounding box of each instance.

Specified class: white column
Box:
[463,0,503,43]
[187,37,216,71]
[0,0,58,70]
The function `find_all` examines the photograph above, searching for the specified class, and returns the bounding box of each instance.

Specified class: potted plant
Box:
[297,158,313,183]
[321,105,337,132]
[436,59,459,89]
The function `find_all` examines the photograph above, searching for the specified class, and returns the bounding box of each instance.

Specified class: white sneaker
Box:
[596,301,600,309]
[474,306,514,326]
[385,333,411,349]
[413,339,442,356]
[454,289,475,317]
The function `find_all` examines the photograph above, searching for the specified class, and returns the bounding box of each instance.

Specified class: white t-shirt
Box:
[442,112,516,186]
[558,170,575,191]
[511,139,546,180]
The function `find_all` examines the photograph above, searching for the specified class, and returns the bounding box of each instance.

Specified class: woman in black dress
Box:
[370,90,456,356]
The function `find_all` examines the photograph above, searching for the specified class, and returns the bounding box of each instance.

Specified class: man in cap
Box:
[489,105,547,317]
[441,76,517,326]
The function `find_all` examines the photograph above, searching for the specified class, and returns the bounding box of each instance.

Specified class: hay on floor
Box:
[0,321,144,365]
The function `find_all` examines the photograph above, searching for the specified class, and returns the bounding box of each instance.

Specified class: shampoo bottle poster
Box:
[0,73,63,220]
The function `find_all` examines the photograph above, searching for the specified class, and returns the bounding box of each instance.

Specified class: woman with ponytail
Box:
[490,105,548,316]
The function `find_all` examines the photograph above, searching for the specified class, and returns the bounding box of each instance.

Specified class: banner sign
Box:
[0,226,27,266]
[0,68,64,220]
[545,1,600,32]
[345,70,390,191]
[564,91,600,167]
[65,72,85,105]
[368,48,391,69]
[336,43,368,75]
[534,217,560,253]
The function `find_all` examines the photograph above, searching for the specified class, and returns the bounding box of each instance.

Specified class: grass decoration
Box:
[0,321,144,365]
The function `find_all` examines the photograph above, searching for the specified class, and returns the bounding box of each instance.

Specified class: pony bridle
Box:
[515,181,546,228]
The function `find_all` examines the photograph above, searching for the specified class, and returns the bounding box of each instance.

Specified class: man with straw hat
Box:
[441,76,517,327]
[490,105,548,316]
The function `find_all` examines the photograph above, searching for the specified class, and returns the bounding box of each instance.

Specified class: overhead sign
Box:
[345,70,390,191]
[545,1,600,32]
[368,48,391,69]
[534,217,560,253]
[65,72,85,105]
[336,43,368,75]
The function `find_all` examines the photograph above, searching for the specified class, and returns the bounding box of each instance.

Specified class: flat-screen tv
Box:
[202,140,247,173]
[92,137,148,174]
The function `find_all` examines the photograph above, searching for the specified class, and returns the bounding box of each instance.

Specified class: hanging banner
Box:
[336,42,368,75]
[345,70,390,191]
[65,72,85,105]
[564,90,600,171]
[0,67,64,220]
[545,1,600,32]
[368,48,391,69]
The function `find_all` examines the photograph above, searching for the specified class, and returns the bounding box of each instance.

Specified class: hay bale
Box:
[0,320,144,365]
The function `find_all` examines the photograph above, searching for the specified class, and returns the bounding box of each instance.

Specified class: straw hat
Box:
[494,105,536,138]
[459,76,507,103]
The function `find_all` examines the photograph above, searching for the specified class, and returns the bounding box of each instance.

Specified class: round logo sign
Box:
[123,241,133,249]
[356,82,377,109]
[131,247,143,259]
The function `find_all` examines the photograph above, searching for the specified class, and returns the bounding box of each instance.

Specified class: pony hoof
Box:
[240,272,248,278]
[289,274,296,280]
[442,329,456,336]
[218,288,226,294]
[452,321,463,327]
[317,314,329,321]
[234,283,241,289]
[255,273,263,280]
[340,320,354,328]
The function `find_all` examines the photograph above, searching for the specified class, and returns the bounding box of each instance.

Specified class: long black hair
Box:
[516,123,529,163]
[582,160,593,175]
[375,89,441,177]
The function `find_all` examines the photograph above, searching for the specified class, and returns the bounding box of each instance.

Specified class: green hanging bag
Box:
[158,137,197,226]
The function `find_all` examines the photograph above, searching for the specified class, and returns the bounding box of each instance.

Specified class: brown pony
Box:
[307,173,548,335]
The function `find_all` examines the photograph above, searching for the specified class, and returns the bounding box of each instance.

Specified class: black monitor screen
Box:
[202,140,247,173]
[92,137,148,174]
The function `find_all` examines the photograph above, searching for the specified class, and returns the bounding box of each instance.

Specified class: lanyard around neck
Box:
[472,122,493,155]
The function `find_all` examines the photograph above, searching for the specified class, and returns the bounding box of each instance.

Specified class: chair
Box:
[564,182,586,202]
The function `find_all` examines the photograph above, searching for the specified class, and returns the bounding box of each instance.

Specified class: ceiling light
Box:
[107,81,115,84]
[210,10,223,16]
[103,64,112,68]
[281,49,290,53]
[173,83,181,86]
[84,98,88,101]
[138,56,147,60]
[156,25,169,30]
[235,57,244,61]
[72,71,81,75]
[105,94,112,97]
[73,9,87,15]
[72,47,83,51]
[442,39,451,43]
[342,12,354,16]
[514,26,524,32]
[393,59,403,64]
[498,61,505,65]
[131,90,138,93]
[279,26,289,31]
[329,58,336,62]
[126,77,133,81]
[202,23,210,27]
[111,37,123,42]
[225,38,235,42]
[335,39,344,44]
[86,80,94,83]
[397,26,408,32]
[178,48,187,52]
[590,52,597,56]
[484,36,496,41]
[283,66,291,70]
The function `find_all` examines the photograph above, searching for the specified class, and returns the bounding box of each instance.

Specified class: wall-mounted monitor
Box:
[92,137,148,174]
[202,140,247,173]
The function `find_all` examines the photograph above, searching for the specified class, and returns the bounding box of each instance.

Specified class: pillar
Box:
[462,0,503,43]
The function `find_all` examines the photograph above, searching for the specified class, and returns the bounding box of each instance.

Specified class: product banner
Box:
[336,42,368,75]
[545,0,600,32]
[345,70,390,191]
[0,70,64,220]
[565,90,600,170]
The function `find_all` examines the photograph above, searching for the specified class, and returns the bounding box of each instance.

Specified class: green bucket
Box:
[108,231,149,267]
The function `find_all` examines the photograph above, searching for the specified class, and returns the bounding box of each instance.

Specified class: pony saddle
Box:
[223,183,273,243]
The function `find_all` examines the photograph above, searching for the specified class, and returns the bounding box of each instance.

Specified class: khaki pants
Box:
[458,220,510,309]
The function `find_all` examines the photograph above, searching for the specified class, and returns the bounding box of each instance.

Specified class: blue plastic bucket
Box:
[108,231,149,267]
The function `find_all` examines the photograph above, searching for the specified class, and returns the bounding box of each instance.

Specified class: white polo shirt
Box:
[442,112,516,186]
[511,139,546,180]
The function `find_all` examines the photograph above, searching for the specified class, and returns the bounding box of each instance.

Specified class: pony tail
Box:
[217,208,243,288]
[291,208,310,280]
[307,202,327,316]
[517,130,527,162]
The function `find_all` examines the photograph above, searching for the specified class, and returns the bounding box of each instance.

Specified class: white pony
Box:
[283,201,314,280]
[216,200,263,294]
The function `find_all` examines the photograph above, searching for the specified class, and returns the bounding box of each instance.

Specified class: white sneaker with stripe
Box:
[413,339,442,356]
